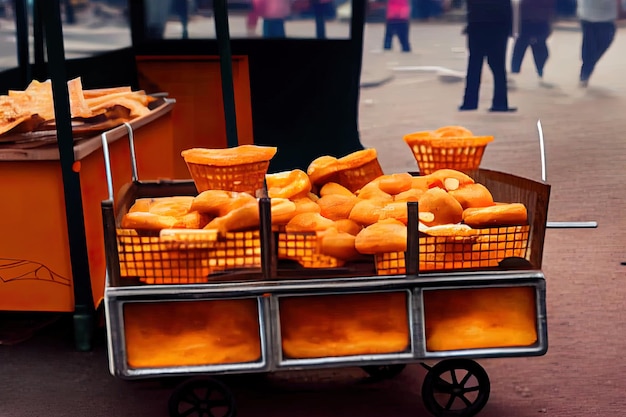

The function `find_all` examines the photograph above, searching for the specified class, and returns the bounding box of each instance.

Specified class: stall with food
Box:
[102,125,550,417]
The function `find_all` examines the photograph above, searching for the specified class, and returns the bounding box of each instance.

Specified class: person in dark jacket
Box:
[511,0,557,80]
[459,0,516,112]
[577,0,618,87]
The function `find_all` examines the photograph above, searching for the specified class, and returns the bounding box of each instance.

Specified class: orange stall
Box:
[0,100,175,317]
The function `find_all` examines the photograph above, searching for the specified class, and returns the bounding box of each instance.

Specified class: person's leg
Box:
[580,20,596,83]
[511,33,530,74]
[460,27,486,110]
[487,26,514,111]
[530,40,549,78]
[526,22,550,77]
[264,19,284,38]
[313,2,326,39]
[276,19,286,38]
[593,21,616,66]
[383,21,393,50]
[246,9,259,36]
[399,19,411,52]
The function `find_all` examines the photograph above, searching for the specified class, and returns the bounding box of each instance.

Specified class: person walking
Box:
[256,0,291,38]
[312,0,334,39]
[577,0,618,87]
[383,0,412,52]
[459,0,516,112]
[510,0,556,82]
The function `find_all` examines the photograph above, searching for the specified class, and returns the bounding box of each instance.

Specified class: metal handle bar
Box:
[537,120,597,229]
[101,122,139,203]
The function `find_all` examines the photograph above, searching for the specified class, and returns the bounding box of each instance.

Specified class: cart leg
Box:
[421,359,490,417]
[72,309,94,352]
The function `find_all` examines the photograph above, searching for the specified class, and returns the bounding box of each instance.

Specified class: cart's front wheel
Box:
[362,364,407,380]
[421,359,490,417]
[168,376,236,417]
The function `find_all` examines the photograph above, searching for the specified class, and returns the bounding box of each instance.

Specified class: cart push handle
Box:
[101,122,138,204]
[536,120,597,229]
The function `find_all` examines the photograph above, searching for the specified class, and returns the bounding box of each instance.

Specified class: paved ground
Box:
[1,16,626,417]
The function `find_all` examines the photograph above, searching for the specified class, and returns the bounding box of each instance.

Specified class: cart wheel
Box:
[362,364,407,380]
[168,376,237,417]
[421,359,490,417]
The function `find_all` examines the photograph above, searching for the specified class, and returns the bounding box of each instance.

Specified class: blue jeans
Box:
[580,20,616,81]
[462,23,510,110]
[511,21,551,77]
[384,19,411,52]
[263,19,286,38]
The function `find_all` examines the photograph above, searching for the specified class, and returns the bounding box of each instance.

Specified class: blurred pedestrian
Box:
[256,0,291,38]
[312,0,334,39]
[145,0,174,39]
[510,0,556,82]
[247,0,261,36]
[459,0,516,112]
[384,0,411,52]
[577,0,618,87]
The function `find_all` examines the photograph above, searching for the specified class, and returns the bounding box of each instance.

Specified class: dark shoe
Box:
[458,105,477,111]
[489,107,518,113]
[579,79,589,88]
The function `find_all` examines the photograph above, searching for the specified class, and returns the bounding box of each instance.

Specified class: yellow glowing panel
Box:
[279,292,410,359]
[423,286,538,351]
[124,299,262,368]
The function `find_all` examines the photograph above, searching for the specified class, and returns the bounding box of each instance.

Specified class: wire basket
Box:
[117,229,218,284]
[205,230,262,273]
[375,225,530,275]
[278,232,344,268]
[117,229,261,284]
[185,160,270,194]
[336,158,384,193]
[403,133,494,175]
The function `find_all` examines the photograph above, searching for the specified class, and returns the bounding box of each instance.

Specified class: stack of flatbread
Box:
[0,77,158,141]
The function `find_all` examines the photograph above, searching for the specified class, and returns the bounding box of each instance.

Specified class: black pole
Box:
[37,0,95,351]
[213,0,239,148]
[33,0,45,80]
[349,0,366,134]
[14,0,31,89]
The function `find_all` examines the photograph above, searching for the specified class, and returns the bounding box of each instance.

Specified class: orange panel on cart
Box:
[423,286,538,352]
[279,292,410,359]
[135,55,254,180]
[123,299,262,369]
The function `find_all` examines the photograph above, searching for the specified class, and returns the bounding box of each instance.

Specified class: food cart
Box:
[100,131,550,417]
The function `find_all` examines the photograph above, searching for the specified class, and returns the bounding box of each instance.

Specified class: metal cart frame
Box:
[101,130,550,417]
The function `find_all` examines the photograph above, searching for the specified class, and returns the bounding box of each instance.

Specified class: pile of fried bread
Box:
[122,144,528,262]
[0,77,157,137]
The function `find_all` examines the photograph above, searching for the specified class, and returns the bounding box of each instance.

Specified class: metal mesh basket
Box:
[185,160,270,194]
[375,225,530,275]
[277,232,344,268]
[117,229,218,284]
[336,158,384,193]
[404,134,494,175]
[116,229,261,284]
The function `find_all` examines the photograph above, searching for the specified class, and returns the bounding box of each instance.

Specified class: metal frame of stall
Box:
[99,140,550,416]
